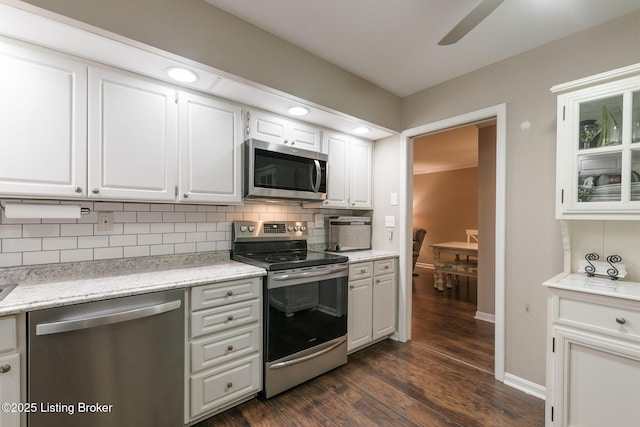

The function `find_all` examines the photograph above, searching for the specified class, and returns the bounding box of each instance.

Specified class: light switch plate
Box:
[314,214,324,228]
[385,215,395,227]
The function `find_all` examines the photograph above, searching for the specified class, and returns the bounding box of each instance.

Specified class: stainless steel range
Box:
[232,220,349,398]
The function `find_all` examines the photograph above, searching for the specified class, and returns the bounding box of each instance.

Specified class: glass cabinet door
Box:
[578,95,623,150]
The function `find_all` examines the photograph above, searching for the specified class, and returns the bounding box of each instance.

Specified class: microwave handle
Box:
[313,160,321,192]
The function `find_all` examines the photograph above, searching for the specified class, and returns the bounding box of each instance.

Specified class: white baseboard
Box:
[503,372,546,400]
[474,311,495,323]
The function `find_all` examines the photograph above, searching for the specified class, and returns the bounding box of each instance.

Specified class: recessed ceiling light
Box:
[288,106,309,116]
[353,126,370,135]
[166,67,198,83]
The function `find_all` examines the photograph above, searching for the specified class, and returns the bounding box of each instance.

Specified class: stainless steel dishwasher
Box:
[27,289,184,427]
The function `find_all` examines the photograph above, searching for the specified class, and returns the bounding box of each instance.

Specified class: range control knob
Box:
[294,225,301,231]
[300,225,306,231]
[240,225,248,232]
[248,225,255,232]
[287,226,294,231]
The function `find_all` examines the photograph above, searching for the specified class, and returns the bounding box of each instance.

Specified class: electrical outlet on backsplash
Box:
[0,199,360,268]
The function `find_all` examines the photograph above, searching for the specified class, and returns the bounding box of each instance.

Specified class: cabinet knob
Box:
[0,365,10,374]
[284,140,289,144]
[74,186,83,193]
[376,279,380,284]
[92,188,100,194]
[349,285,354,289]
[352,202,356,206]
[183,194,189,199]
[616,317,626,325]
[227,345,234,352]
[360,269,366,274]
[227,315,234,321]
[226,382,233,389]
[226,290,234,297]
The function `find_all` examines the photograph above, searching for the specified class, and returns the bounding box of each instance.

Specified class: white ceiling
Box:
[204,0,640,97]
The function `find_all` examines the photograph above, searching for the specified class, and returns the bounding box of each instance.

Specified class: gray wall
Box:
[402,12,640,385]
[22,0,401,132]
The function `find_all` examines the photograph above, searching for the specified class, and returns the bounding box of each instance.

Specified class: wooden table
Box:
[430,241,478,291]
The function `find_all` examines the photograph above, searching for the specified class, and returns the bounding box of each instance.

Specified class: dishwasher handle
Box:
[35,299,182,336]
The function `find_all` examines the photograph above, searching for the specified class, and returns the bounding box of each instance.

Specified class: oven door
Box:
[263,264,348,398]
[265,264,347,362]
[245,139,327,201]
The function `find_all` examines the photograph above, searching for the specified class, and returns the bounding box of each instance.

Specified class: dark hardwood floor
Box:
[195,269,544,426]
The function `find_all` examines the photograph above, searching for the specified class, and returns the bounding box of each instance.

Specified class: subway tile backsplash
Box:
[0,199,351,268]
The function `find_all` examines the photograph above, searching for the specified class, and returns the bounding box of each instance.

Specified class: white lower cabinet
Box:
[546,287,640,427]
[0,315,23,427]
[186,277,262,423]
[347,258,397,353]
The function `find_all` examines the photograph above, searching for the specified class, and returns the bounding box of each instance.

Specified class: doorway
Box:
[411,121,495,373]
[397,104,506,382]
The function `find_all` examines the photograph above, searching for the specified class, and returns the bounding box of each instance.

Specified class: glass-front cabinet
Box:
[552,64,640,218]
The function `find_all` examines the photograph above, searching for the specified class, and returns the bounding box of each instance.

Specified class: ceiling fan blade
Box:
[438,0,505,46]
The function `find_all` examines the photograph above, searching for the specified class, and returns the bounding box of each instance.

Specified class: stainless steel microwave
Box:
[244,139,328,201]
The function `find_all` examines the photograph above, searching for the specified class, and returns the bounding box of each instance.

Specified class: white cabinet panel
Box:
[179,93,243,204]
[349,138,373,209]
[89,67,177,201]
[247,110,321,151]
[323,132,349,208]
[347,276,373,352]
[0,353,20,427]
[0,40,87,198]
[373,273,396,340]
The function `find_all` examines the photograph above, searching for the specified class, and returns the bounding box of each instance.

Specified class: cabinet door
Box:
[0,353,20,427]
[247,110,288,145]
[347,277,373,352]
[0,41,87,198]
[322,132,350,208]
[88,67,177,201]
[288,121,321,151]
[349,138,373,209]
[553,326,640,427]
[373,273,396,340]
[178,92,243,204]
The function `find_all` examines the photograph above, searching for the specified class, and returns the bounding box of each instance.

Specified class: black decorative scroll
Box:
[584,253,599,277]
[606,255,622,280]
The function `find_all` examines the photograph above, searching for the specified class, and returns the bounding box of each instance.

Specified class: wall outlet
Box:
[97,211,114,231]
[385,215,395,227]
[387,230,393,240]
[314,213,324,229]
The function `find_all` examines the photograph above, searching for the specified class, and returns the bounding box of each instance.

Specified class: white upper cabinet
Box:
[0,40,87,198]
[323,132,350,208]
[178,92,243,204]
[553,64,640,219]
[88,67,178,201]
[320,132,373,209]
[247,109,321,151]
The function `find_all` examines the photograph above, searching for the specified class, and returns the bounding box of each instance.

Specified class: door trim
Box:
[398,103,506,381]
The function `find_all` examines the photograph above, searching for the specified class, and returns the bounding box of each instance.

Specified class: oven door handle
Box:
[269,337,347,370]
[271,266,348,281]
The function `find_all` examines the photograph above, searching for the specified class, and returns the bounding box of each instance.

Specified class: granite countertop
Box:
[331,249,399,263]
[544,272,640,302]
[0,249,399,317]
[0,253,266,316]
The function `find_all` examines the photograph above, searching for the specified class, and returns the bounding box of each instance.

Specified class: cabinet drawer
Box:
[190,353,260,418]
[557,296,640,341]
[374,258,395,275]
[349,262,373,280]
[191,300,260,339]
[191,324,260,373]
[0,317,17,354]
[191,277,261,312]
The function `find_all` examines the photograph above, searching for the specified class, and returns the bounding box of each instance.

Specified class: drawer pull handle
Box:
[616,317,626,325]
[227,345,234,351]
[227,315,234,321]
[226,382,233,389]
[0,365,10,374]
[384,265,389,269]
[226,290,234,297]
[360,269,366,274]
